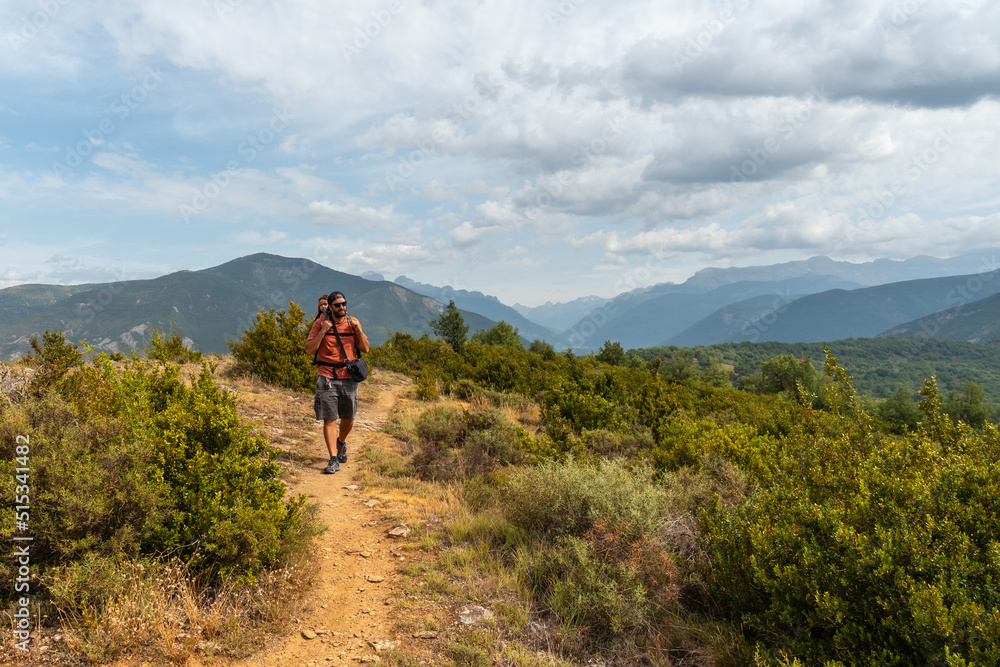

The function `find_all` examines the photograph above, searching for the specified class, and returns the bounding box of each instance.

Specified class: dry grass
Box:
[0,361,33,405]
[59,555,316,664]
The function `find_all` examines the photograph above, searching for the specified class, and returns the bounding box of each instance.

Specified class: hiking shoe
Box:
[337,440,348,463]
[322,457,340,474]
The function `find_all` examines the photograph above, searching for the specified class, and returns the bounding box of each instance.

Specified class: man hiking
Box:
[305,290,370,474]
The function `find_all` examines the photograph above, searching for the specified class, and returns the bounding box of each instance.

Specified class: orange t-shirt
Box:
[307,317,359,380]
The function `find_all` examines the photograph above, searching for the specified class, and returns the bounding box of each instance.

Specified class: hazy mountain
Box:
[717,272,1000,344]
[0,283,109,326]
[683,251,1000,291]
[879,291,1000,344]
[393,276,555,342]
[0,254,495,359]
[667,294,806,347]
[512,295,610,333]
[561,275,864,351]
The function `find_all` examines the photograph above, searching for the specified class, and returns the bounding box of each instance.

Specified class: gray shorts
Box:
[314,375,358,421]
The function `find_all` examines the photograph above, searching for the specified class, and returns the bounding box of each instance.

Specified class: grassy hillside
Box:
[880,290,1000,343]
[0,283,98,325]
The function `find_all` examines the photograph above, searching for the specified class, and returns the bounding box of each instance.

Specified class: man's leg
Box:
[316,378,341,474]
[337,419,353,462]
[323,419,339,458]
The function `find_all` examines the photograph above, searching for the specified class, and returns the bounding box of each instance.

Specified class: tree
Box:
[471,320,525,350]
[529,339,557,360]
[876,387,923,433]
[943,380,994,428]
[429,300,468,353]
[595,340,628,366]
[748,353,820,402]
[661,349,698,383]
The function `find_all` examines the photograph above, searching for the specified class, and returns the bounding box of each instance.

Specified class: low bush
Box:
[409,404,533,482]
[0,347,317,618]
[701,377,1000,666]
[144,326,204,364]
[21,329,82,395]
[227,302,314,392]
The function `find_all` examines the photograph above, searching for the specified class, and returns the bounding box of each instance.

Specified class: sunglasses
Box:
[331,301,347,307]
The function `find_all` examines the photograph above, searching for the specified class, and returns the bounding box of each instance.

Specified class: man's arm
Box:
[351,317,371,353]
[305,318,331,355]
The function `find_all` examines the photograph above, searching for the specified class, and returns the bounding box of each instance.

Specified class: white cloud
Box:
[3,0,1000,301]
[302,201,400,228]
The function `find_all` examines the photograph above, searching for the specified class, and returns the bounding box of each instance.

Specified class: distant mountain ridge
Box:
[560,250,1000,350]
[393,276,556,342]
[5,251,1000,359]
[683,252,1000,290]
[512,296,609,333]
[560,274,865,351]
[714,272,1000,344]
[0,254,496,358]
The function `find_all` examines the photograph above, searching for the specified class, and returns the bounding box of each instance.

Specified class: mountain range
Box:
[0,254,495,359]
[3,250,1000,360]
[558,251,1000,350]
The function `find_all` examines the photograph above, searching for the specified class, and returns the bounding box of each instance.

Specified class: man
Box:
[305,291,370,474]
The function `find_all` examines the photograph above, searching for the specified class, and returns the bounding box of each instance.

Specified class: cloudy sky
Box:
[2,0,999,305]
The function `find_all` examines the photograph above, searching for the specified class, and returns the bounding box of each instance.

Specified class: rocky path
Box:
[233,372,418,667]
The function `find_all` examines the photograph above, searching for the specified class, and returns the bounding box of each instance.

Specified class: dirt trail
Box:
[232,371,417,667]
[0,370,421,667]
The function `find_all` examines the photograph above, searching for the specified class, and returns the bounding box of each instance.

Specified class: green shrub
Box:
[21,329,82,394]
[409,405,533,482]
[701,403,1000,665]
[544,535,649,640]
[500,458,669,544]
[416,367,437,401]
[0,353,315,604]
[227,302,314,391]
[411,405,467,481]
[144,326,203,364]
[470,321,525,351]
[450,378,479,400]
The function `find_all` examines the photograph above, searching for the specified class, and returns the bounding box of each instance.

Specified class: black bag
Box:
[346,358,368,382]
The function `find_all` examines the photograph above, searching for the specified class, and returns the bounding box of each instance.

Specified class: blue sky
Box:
[2,0,1000,306]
